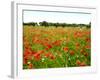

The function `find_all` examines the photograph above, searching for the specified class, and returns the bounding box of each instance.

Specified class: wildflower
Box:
[33,53,41,61]
[69,50,75,55]
[76,60,81,65]
[76,43,80,47]
[85,45,91,49]
[45,44,52,50]
[45,52,55,60]
[63,47,69,52]
[47,44,52,49]
[83,52,88,57]
[23,58,27,64]
[52,40,61,46]
[42,58,45,62]
[28,63,33,69]
[85,38,91,42]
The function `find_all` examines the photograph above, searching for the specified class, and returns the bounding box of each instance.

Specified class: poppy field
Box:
[23,26,91,69]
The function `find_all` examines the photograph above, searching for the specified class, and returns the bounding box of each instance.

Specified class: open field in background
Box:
[23,26,91,69]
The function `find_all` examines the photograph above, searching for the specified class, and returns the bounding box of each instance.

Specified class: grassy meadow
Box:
[23,25,91,69]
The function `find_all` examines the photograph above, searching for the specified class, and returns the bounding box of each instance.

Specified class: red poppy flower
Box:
[52,40,61,46]
[23,58,27,64]
[85,31,91,35]
[45,52,55,60]
[50,55,55,60]
[45,43,52,50]
[24,49,32,55]
[85,45,91,49]
[74,31,83,38]
[28,63,33,69]
[83,52,88,57]
[76,43,80,47]
[63,47,69,52]
[47,44,52,48]
[32,50,36,54]
[23,49,33,60]
[76,60,81,65]
[45,53,50,58]
[69,50,75,55]
[33,53,41,61]
[86,38,91,42]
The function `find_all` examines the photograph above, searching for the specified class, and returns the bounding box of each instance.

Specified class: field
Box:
[23,26,91,69]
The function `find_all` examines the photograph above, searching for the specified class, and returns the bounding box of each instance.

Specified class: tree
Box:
[39,21,48,27]
[86,22,91,28]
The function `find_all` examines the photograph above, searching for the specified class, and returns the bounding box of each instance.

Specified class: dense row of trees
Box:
[23,21,91,28]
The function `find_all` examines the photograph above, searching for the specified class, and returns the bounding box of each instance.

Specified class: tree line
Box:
[23,21,91,28]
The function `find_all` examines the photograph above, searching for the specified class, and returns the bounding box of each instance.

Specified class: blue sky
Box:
[23,10,91,24]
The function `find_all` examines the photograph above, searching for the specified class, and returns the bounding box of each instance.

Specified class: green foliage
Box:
[23,25,91,69]
[23,21,91,28]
